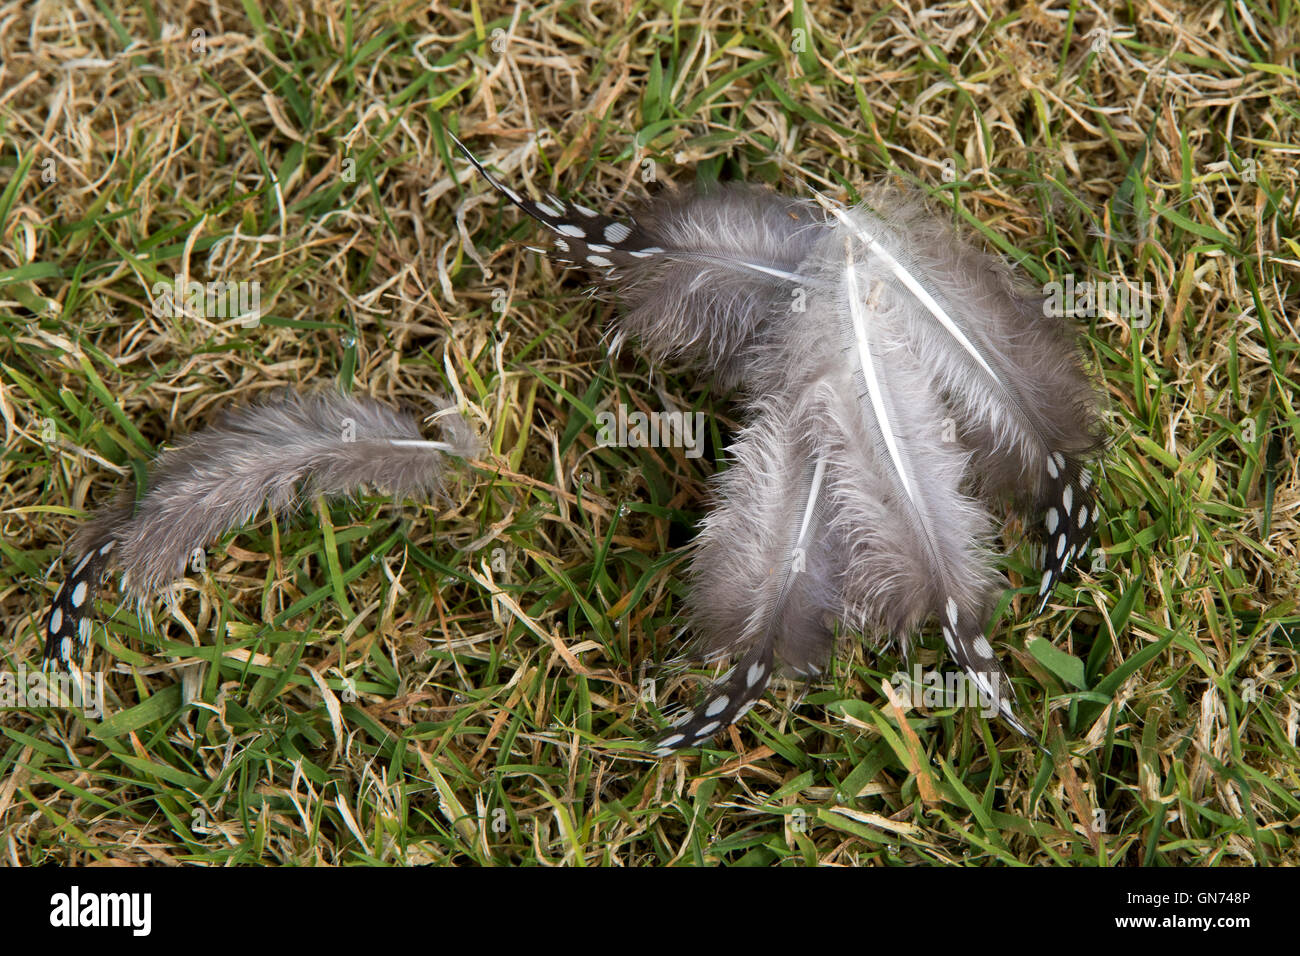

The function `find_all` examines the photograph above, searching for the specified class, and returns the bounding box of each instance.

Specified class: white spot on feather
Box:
[71,581,87,607]
[604,222,632,243]
[586,255,613,268]
[705,696,729,717]
[557,223,586,238]
[942,627,957,652]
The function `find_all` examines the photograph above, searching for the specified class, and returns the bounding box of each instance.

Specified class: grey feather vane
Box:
[454,136,1105,753]
[658,389,839,752]
[43,390,479,671]
[451,132,825,389]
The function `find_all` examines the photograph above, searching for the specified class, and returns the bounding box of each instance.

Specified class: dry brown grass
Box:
[0,0,1296,865]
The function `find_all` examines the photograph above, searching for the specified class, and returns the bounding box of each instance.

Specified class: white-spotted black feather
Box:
[456,139,1104,754]
[43,390,478,670]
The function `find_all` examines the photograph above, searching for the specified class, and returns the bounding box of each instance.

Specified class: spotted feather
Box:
[449,131,660,269]
[652,393,837,754]
[1036,455,1100,614]
[451,133,825,387]
[40,391,479,671]
[43,537,116,670]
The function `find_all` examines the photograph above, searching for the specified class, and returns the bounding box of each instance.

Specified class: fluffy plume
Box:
[43,390,479,671]
[817,190,1105,614]
[459,140,1107,752]
[451,132,824,388]
[654,390,839,754]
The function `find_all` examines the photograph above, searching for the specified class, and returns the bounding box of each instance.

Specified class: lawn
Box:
[0,0,1296,865]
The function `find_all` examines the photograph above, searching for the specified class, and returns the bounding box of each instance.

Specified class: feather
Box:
[42,390,479,671]
[451,133,824,388]
[768,231,1024,734]
[653,391,838,754]
[454,143,1106,753]
[814,189,1104,612]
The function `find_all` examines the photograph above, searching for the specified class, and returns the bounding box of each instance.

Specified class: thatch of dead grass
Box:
[0,0,1296,865]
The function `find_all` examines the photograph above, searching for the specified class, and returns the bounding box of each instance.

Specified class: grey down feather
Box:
[43,390,478,671]
[453,134,1105,754]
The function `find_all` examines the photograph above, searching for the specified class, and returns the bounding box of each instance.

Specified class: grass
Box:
[0,0,1297,865]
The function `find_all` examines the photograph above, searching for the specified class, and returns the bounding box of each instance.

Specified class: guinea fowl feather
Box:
[820,191,1105,613]
[43,390,478,671]
[655,390,839,753]
[451,132,824,388]
[455,137,1105,753]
